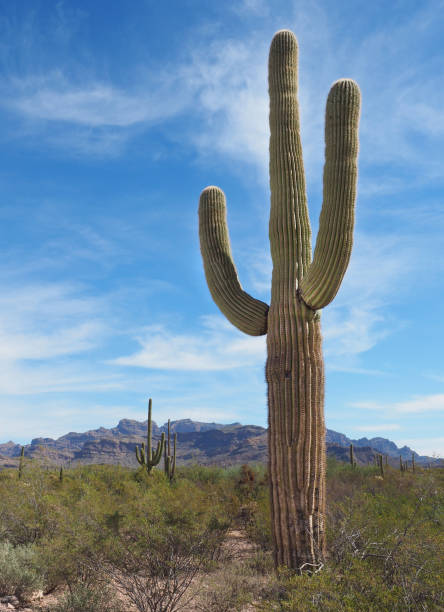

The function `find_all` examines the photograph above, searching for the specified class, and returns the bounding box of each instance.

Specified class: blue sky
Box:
[0,0,443,456]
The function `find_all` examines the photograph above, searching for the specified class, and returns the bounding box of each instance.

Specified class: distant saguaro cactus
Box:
[377,453,384,477]
[198,30,360,570]
[349,443,356,467]
[18,446,24,480]
[135,398,165,473]
[164,419,177,481]
[400,455,406,472]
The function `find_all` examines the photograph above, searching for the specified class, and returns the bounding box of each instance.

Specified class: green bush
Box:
[0,540,44,602]
[46,582,122,612]
[259,462,444,611]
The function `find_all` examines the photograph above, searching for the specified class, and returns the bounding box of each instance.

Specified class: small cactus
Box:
[378,454,384,478]
[164,419,177,481]
[349,443,356,467]
[18,446,24,480]
[135,398,165,473]
[59,466,64,482]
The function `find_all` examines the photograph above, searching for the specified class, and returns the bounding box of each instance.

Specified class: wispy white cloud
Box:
[322,230,417,370]
[1,68,193,155]
[112,314,266,371]
[0,362,124,396]
[176,35,270,179]
[0,321,101,361]
[9,72,188,127]
[351,393,444,415]
[113,229,413,376]
[0,279,113,395]
[231,0,271,17]
[0,401,143,442]
[427,373,444,383]
[400,436,444,458]
[352,424,401,433]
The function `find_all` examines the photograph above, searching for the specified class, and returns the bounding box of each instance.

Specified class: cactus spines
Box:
[18,446,24,480]
[135,398,165,473]
[198,29,360,570]
[164,419,177,481]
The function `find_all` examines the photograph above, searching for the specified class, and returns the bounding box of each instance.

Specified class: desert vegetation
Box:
[0,459,442,611]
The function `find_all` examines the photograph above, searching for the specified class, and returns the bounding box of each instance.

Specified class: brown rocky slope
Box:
[1,419,440,469]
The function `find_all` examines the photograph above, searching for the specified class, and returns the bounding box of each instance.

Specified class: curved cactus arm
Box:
[299,79,361,310]
[199,186,269,336]
[149,432,165,468]
[135,442,146,466]
[167,419,171,457]
[171,433,177,479]
[164,421,177,480]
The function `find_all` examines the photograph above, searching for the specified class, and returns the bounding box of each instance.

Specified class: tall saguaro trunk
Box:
[198,30,360,570]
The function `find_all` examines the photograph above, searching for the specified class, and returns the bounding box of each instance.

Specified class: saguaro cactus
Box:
[135,398,165,473]
[377,453,384,477]
[349,443,356,467]
[198,30,360,570]
[164,419,177,481]
[18,446,25,480]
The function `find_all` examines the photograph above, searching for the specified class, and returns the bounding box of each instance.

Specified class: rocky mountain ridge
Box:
[0,418,440,468]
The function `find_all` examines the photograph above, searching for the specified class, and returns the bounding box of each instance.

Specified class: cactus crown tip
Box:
[201,185,223,196]
[272,29,297,39]
[270,29,298,51]
[330,78,361,95]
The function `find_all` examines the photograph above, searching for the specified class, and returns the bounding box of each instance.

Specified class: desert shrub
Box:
[0,540,44,602]
[245,550,274,575]
[0,466,60,546]
[196,562,263,611]
[260,465,444,611]
[46,582,123,612]
[177,464,228,484]
[241,485,272,551]
[326,475,443,610]
[16,463,234,610]
[94,521,228,612]
[260,561,404,611]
